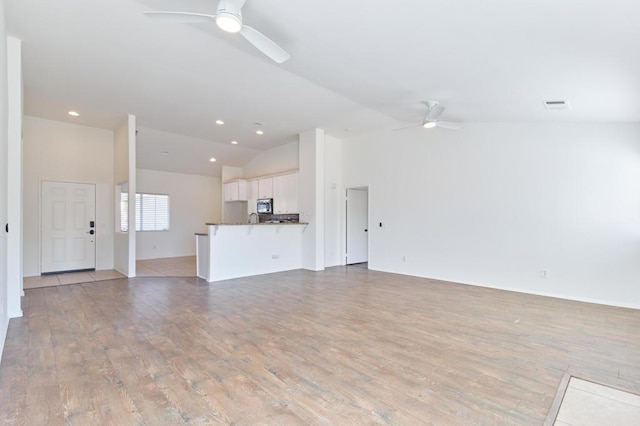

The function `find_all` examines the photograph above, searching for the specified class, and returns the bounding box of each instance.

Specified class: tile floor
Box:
[23,269,125,289]
[555,377,640,425]
[23,256,196,289]
[136,255,195,277]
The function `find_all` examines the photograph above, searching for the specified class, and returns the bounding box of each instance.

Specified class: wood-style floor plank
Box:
[1,267,640,424]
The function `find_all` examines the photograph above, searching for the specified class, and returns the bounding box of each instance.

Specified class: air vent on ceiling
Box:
[543,100,571,110]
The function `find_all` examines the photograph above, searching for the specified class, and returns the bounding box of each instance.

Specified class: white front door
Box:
[346,188,368,264]
[41,181,96,273]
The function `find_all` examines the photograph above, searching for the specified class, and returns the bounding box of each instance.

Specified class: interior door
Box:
[346,188,368,264]
[41,181,96,273]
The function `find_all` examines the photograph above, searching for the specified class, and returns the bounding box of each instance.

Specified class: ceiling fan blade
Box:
[144,11,216,23]
[393,123,423,131]
[436,121,462,130]
[426,105,445,121]
[240,25,290,63]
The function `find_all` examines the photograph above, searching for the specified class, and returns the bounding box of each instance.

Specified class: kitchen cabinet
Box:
[224,180,247,201]
[247,180,259,215]
[273,173,298,214]
[258,178,273,199]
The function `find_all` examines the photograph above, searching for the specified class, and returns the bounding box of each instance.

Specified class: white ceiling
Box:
[6,0,640,176]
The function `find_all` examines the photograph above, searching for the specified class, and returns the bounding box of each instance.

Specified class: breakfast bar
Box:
[196,222,308,282]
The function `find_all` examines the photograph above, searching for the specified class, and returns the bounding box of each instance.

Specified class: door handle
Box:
[87,230,95,235]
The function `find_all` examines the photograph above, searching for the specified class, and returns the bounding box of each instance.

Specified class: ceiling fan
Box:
[144,0,290,64]
[395,101,462,131]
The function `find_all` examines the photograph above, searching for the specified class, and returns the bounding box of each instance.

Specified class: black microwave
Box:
[257,198,273,214]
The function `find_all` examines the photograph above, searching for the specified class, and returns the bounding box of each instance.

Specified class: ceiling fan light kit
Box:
[215,0,243,33]
[393,100,462,132]
[216,14,242,33]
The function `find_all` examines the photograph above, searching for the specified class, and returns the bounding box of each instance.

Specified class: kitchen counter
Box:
[196,222,307,282]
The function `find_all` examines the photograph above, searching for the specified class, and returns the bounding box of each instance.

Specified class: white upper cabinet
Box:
[226,172,298,214]
[273,173,298,214]
[224,180,247,201]
[247,180,259,215]
[258,177,273,199]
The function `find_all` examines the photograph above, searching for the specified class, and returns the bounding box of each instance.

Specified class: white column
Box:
[113,114,136,277]
[7,36,22,317]
[126,115,136,277]
[299,129,325,271]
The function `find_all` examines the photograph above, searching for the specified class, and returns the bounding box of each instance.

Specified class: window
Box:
[120,192,129,232]
[137,193,170,231]
[120,193,170,232]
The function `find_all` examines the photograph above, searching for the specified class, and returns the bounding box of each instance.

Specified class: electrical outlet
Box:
[540,269,549,279]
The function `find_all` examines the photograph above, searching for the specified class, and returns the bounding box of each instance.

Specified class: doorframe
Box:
[39,179,97,275]
[344,185,369,266]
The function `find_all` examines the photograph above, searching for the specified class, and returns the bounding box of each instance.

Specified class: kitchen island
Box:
[196,222,308,282]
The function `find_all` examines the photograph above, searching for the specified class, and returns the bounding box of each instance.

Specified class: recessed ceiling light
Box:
[209,157,217,162]
[423,122,437,129]
[256,130,264,135]
[216,119,224,125]
[231,140,238,145]
[68,111,79,117]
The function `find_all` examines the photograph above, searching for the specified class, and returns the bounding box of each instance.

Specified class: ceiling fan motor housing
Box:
[216,0,243,32]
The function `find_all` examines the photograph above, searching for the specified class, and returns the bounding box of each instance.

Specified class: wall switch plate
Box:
[540,269,549,279]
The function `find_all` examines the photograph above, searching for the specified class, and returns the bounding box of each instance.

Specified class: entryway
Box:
[41,180,96,274]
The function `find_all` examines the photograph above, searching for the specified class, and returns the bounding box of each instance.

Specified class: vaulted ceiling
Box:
[6,0,640,176]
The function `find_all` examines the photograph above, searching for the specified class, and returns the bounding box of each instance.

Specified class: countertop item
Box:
[204,222,308,226]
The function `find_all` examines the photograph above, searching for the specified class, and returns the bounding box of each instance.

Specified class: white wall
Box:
[243,141,299,178]
[136,168,220,260]
[22,116,115,277]
[0,0,9,360]
[324,134,343,267]
[342,122,640,308]
[113,115,136,277]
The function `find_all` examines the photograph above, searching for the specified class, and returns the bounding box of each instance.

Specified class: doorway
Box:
[346,187,369,265]
[41,180,96,274]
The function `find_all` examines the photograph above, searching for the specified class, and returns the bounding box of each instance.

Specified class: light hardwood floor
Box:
[1,267,639,424]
